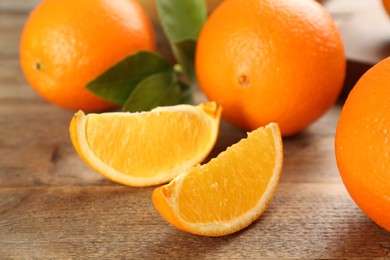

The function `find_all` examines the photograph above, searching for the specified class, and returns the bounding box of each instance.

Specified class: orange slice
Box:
[152,123,283,236]
[69,102,222,187]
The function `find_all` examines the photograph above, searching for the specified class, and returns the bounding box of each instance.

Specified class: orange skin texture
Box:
[20,0,155,111]
[335,57,390,231]
[196,0,346,136]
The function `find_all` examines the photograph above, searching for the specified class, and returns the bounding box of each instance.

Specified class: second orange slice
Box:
[153,123,283,236]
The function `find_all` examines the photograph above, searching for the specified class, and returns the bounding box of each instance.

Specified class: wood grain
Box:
[0,0,39,13]
[1,184,390,259]
[1,0,390,258]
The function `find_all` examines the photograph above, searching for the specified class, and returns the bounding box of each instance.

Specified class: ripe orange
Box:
[335,57,390,231]
[20,0,155,111]
[70,102,222,187]
[153,123,283,236]
[196,0,346,136]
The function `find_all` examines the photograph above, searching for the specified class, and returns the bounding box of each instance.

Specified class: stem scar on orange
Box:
[196,0,346,136]
[335,57,390,231]
[20,0,155,111]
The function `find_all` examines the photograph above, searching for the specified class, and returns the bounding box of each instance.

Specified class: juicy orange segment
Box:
[152,123,283,236]
[69,102,222,187]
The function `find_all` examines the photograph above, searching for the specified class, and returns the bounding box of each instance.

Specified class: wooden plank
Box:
[0,184,389,259]
[0,0,39,13]
[0,58,34,98]
[0,13,27,58]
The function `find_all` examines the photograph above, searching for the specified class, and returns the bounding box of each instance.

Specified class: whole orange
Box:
[195,0,346,136]
[335,57,390,231]
[20,0,155,111]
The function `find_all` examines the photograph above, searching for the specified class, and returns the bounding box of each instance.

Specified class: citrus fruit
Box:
[335,57,390,231]
[195,0,346,136]
[69,102,222,187]
[20,0,155,111]
[153,123,283,236]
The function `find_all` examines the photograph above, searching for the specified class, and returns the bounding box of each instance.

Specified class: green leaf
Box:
[172,39,197,84]
[156,0,206,84]
[86,51,171,105]
[178,81,194,105]
[156,0,207,43]
[122,71,182,112]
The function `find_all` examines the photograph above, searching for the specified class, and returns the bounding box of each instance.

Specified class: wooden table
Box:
[1,0,390,258]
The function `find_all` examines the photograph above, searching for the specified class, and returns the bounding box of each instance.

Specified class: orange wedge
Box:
[152,123,283,236]
[69,102,222,187]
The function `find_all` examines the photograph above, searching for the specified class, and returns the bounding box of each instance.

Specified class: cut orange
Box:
[152,123,283,236]
[69,102,222,187]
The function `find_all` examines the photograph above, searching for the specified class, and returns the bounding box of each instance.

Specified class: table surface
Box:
[1,0,390,258]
